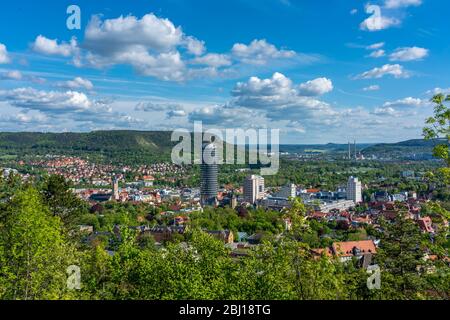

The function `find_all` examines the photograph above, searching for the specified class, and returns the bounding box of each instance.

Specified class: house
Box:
[310,247,333,259]
[141,226,187,243]
[331,240,377,264]
[143,175,155,187]
[418,217,435,234]
[206,230,234,244]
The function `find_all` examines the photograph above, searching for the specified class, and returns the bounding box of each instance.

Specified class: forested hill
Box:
[0,131,445,164]
[361,138,448,159]
[0,131,176,163]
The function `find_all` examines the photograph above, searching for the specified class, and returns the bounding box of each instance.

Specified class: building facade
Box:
[347,176,362,203]
[243,175,265,204]
[201,142,219,206]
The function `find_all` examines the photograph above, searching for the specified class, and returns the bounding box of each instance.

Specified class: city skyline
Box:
[0,0,449,144]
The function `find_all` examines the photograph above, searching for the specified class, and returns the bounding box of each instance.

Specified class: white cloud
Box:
[357,64,409,79]
[82,14,189,81]
[369,50,386,58]
[135,101,187,118]
[0,87,142,128]
[1,70,23,80]
[229,73,338,125]
[389,46,429,61]
[0,87,109,114]
[384,0,422,9]
[426,88,450,95]
[350,9,358,15]
[231,39,296,65]
[298,77,333,96]
[363,85,380,91]
[360,5,400,31]
[184,36,206,56]
[32,35,79,57]
[0,43,10,64]
[373,106,399,116]
[367,42,385,50]
[191,53,232,68]
[383,97,429,108]
[188,104,259,127]
[58,77,94,91]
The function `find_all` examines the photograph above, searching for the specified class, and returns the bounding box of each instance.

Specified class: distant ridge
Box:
[0,131,176,163]
[0,131,445,163]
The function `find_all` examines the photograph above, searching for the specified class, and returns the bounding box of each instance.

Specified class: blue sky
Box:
[0,0,449,143]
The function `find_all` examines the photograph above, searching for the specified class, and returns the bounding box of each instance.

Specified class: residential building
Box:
[275,183,296,198]
[347,176,362,203]
[243,175,265,204]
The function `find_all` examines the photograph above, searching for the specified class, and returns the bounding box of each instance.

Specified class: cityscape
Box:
[0,0,449,309]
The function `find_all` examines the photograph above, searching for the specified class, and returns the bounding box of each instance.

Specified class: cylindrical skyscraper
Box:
[201,142,218,206]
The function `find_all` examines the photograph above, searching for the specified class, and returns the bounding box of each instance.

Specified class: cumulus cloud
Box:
[367,42,385,50]
[0,87,142,128]
[135,101,187,118]
[360,5,400,31]
[356,64,409,79]
[184,36,206,56]
[0,43,10,64]
[389,46,429,61]
[369,50,386,58]
[298,78,333,96]
[191,53,232,68]
[426,88,450,96]
[363,85,380,91]
[0,87,109,114]
[1,70,23,80]
[373,106,399,116]
[383,97,429,108]
[231,39,296,65]
[384,0,422,9]
[227,73,337,124]
[32,35,79,57]
[81,14,189,81]
[58,77,94,91]
[188,104,260,127]
[0,112,48,125]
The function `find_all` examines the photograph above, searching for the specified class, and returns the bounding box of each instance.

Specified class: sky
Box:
[0,0,449,144]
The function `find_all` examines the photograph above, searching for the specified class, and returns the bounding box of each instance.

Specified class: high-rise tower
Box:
[243,175,265,204]
[347,176,362,203]
[112,176,120,201]
[200,142,218,206]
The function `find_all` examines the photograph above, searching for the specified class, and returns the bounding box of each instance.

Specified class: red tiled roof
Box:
[332,240,377,257]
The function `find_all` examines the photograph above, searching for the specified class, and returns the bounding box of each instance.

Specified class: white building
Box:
[347,176,362,203]
[275,183,296,198]
[244,175,265,204]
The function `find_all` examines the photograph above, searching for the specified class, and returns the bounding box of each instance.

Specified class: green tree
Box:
[0,187,77,300]
[423,94,450,184]
[374,212,428,299]
[41,175,87,228]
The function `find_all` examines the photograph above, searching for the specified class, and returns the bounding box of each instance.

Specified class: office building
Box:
[347,176,362,203]
[243,175,265,204]
[201,142,219,206]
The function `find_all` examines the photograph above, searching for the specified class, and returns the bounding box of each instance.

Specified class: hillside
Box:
[0,131,445,164]
[0,131,176,164]
[361,138,447,160]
